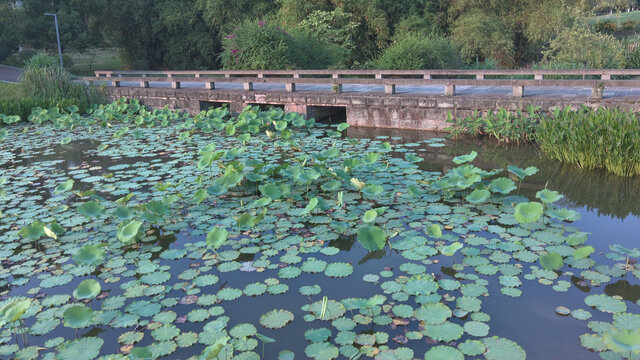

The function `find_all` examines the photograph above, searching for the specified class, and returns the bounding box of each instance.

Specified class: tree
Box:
[543,23,626,68]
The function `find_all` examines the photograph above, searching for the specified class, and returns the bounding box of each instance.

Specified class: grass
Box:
[66,48,125,76]
[591,10,640,26]
[0,82,21,99]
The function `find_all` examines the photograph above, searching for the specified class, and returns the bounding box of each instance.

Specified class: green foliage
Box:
[373,34,462,70]
[543,24,626,69]
[536,107,640,176]
[446,106,542,143]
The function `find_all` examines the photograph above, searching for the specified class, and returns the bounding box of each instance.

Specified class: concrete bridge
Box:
[87,69,640,131]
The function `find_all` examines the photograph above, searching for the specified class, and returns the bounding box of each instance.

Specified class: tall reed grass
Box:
[536,106,640,177]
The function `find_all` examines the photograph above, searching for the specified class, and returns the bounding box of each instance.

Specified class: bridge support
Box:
[171,81,181,89]
[244,82,253,91]
[512,85,524,98]
[444,85,455,96]
[286,83,296,93]
[140,81,149,88]
[206,82,215,90]
[385,84,396,95]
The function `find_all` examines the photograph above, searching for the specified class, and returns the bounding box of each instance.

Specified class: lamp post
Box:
[44,12,63,69]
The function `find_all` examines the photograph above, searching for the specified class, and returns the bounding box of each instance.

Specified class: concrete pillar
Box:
[244,82,253,91]
[444,85,456,96]
[332,83,343,94]
[424,74,431,80]
[206,82,215,90]
[385,84,396,95]
[172,81,181,89]
[601,74,611,80]
[375,74,383,79]
[285,103,307,118]
[195,74,201,78]
[534,74,543,80]
[286,83,296,93]
[140,81,149,88]
[225,73,231,78]
[332,74,340,79]
[293,74,300,79]
[257,74,264,79]
[476,74,484,80]
[512,85,524,98]
[112,81,120,87]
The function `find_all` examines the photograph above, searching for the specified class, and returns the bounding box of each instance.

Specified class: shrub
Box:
[623,20,637,31]
[536,107,640,177]
[595,20,617,33]
[543,24,625,68]
[219,20,342,70]
[3,49,37,67]
[373,35,463,70]
[446,106,541,144]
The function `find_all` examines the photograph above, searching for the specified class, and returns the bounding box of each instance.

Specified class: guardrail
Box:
[86,69,640,99]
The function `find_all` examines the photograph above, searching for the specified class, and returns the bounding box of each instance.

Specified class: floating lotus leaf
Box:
[118,331,144,345]
[20,220,45,241]
[547,208,581,222]
[129,347,153,360]
[426,224,442,239]
[458,340,486,356]
[259,183,282,199]
[301,197,318,215]
[603,329,640,355]
[54,179,74,195]
[56,337,103,360]
[63,305,94,328]
[324,262,353,278]
[357,225,386,251]
[452,151,477,164]
[424,345,463,360]
[362,209,377,223]
[305,328,332,343]
[571,309,592,320]
[584,294,627,313]
[73,279,101,300]
[305,342,339,360]
[414,302,451,325]
[535,189,563,204]
[230,323,257,339]
[573,246,595,260]
[539,252,564,271]
[260,309,294,329]
[483,336,526,360]
[609,244,640,258]
[0,298,31,327]
[309,300,346,320]
[77,200,105,218]
[206,227,228,251]
[361,184,383,196]
[152,324,180,341]
[466,189,490,204]
[423,322,463,342]
[279,350,295,360]
[507,165,538,179]
[489,178,516,194]
[514,202,543,224]
[73,244,106,266]
[464,321,490,337]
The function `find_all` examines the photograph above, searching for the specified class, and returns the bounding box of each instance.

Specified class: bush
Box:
[543,24,625,68]
[4,49,37,67]
[536,107,640,177]
[373,35,462,70]
[446,106,541,144]
[0,98,57,120]
[219,20,342,70]
[623,20,637,31]
[595,20,617,33]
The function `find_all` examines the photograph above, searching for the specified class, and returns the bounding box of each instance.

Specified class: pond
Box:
[0,101,638,360]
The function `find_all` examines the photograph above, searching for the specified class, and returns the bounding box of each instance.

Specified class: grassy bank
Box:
[447,106,640,177]
[66,48,125,76]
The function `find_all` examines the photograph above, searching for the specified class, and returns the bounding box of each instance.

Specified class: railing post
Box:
[444,85,455,96]
[171,81,181,89]
[244,82,253,91]
[476,74,484,80]
[534,74,543,80]
[512,85,524,98]
[601,74,611,80]
[385,84,396,95]
[286,82,296,93]
[206,82,215,90]
[293,74,300,79]
[424,74,431,80]
[195,73,201,78]
[332,73,340,79]
[375,74,383,79]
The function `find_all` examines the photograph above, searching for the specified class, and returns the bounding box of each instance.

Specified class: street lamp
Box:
[44,12,63,69]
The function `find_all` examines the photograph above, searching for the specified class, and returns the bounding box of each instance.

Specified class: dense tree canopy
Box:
[0,0,638,70]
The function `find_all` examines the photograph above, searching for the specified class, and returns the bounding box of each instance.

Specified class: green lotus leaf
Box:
[361,184,383,196]
[54,179,74,195]
[362,209,378,223]
[56,337,103,360]
[405,153,422,162]
[585,294,627,314]
[514,202,543,224]
[0,298,31,327]
[609,244,640,258]
[63,305,94,328]
[305,342,339,360]
[426,224,442,239]
[129,347,153,360]
[490,178,517,194]
[603,329,640,354]
[117,220,143,245]
[230,323,257,339]
[424,345,463,360]
[301,197,318,215]
[206,227,228,251]
[573,246,595,260]
[259,183,282,200]
[200,336,229,360]
[414,302,451,325]
[452,151,477,164]
[535,189,563,204]
[566,232,589,246]
[539,252,564,271]
[441,242,463,256]
[337,123,349,131]
[357,225,386,251]
[466,189,490,204]
[77,200,105,218]
[305,328,332,343]
[320,180,342,192]
[309,300,346,320]
[73,279,101,300]
[324,262,353,278]
[483,336,526,360]
[73,244,105,266]
[20,220,46,241]
[260,309,294,329]
[423,322,463,342]
[279,350,295,360]
[152,324,180,341]
[507,165,538,180]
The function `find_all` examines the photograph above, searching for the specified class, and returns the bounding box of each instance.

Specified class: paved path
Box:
[0,65,22,83]
[98,80,640,101]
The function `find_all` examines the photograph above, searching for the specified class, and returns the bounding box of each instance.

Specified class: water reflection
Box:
[347,127,640,219]
[605,279,640,303]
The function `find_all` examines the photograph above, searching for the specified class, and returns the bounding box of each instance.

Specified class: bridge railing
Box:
[86,69,640,99]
